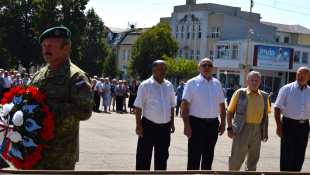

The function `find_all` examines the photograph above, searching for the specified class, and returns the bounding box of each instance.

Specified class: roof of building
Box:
[118,34,140,45]
[261,22,310,35]
[107,27,129,34]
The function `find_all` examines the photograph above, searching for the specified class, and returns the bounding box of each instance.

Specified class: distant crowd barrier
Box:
[0,170,309,175]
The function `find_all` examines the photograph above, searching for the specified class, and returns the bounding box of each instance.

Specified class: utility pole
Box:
[244,0,254,86]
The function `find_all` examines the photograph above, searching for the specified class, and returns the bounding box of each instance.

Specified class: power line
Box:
[255,2,310,17]
[267,0,310,10]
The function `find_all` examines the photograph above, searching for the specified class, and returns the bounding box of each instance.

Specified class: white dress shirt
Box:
[95,81,103,92]
[3,76,12,88]
[183,74,225,118]
[134,76,176,124]
[275,81,310,120]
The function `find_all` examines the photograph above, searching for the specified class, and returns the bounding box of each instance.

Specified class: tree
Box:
[102,48,120,79]
[78,8,108,76]
[128,21,178,80]
[163,55,200,85]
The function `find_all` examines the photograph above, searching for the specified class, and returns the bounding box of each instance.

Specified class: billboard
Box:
[256,45,291,69]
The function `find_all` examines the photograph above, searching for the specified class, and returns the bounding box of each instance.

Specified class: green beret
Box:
[39,26,71,45]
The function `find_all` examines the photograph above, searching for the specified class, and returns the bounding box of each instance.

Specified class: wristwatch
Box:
[227,127,233,131]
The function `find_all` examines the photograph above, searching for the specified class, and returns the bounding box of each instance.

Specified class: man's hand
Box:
[276,125,283,137]
[170,123,175,133]
[184,124,192,138]
[136,125,143,138]
[263,134,268,143]
[227,130,234,139]
[218,124,225,136]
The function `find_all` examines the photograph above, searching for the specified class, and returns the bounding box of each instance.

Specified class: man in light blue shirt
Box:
[176,81,184,117]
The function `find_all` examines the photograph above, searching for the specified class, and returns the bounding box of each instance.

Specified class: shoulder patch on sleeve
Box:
[76,81,87,88]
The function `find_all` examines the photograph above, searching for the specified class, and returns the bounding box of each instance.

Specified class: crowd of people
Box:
[91,76,140,114]
[0,68,33,103]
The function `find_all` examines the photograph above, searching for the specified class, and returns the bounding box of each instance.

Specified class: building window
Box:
[179,50,183,57]
[199,25,201,31]
[190,50,194,60]
[116,49,119,59]
[187,25,189,32]
[211,27,220,38]
[181,33,184,39]
[275,36,279,42]
[302,52,308,63]
[185,52,188,59]
[284,37,289,43]
[192,32,195,39]
[123,50,126,60]
[176,33,179,39]
[209,51,214,61]
[188,5,191,10]
[181,26,184,32]
[198,32,201,38]
[193,25,196,31]
[176,26,179,32]
[197,50,200,60]
[187,33,190,39]
[127,50,131,60]
[232,46,238,59]
[294,51,300,62]
[217,46,230,59]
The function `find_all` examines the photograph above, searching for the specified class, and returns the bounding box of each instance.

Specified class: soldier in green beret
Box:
[29,26,93,170]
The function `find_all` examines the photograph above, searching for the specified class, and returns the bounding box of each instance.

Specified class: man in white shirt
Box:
[274,67,310,172]
[94,77,104,112]
[3,71,12,93]
[182,58,226,170]
[134,60,175,170]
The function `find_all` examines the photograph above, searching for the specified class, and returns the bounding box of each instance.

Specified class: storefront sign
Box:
[255,45,291,69]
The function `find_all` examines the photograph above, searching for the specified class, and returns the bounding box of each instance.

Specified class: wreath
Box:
[0,85,55,170]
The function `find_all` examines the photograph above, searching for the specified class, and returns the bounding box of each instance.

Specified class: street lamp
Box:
[244,0,254,87]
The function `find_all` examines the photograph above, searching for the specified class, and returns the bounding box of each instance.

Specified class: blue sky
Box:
[86,0,310,30]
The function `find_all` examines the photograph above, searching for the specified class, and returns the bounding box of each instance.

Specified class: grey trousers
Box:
[229,123,262,171]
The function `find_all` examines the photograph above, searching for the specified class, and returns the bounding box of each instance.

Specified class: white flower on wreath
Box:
[7,131,22,143]
[0,103,14,117]
[12,111,24,126]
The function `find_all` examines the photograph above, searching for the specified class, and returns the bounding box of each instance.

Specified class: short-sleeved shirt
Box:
[134,76,175,124]
[110,84,116,94]
[227,87,271,123]
[95,81,102,92]
[182,74,225,118]
[274,81,310,120]
[3,76,12,88]
[176,86,184,100]
[115,85,125,96]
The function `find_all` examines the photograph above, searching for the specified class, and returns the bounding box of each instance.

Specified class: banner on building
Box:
[254,45,292,69]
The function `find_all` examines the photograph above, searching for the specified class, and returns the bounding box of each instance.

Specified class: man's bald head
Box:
[199,58,213,66]
[152,60,167,68]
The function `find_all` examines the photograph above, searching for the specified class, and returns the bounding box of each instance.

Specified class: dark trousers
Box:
[187,115,219,170]
[176,99,182,116]
[136,117,171,170]
[94,91,100,111]
[116,96,124,112]
[280,117,309,171]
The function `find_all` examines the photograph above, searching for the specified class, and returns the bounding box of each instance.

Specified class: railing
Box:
[0,170,309,174]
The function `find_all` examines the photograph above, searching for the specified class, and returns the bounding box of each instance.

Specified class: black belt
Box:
[283,116,309,124]
[142,116,170,127]
[190,115,218,122]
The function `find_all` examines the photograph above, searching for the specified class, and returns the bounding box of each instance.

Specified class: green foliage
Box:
[102,47,120,79]
[128,21,179,80]
[163,55,200,85]
[78,8,109,76]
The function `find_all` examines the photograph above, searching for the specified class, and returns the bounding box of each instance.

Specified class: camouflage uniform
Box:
[29,59,93,170]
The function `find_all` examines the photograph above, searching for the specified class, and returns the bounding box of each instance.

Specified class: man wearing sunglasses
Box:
[182,58,226,170]
[274,67,310,172]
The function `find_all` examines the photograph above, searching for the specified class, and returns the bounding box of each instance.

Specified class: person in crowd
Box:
[136,76,141,87]
[274,67,310,172]
[22,73,29,85]
[91,78,98,111]
[29,26,93,169]
[226,84,236,118]
[0,69,4,77]
[122,80,129,113]
[102,78,111,113]
[182,58,226,170]
[11,70,18,81]
[115,80,125,113]
[12,74,22,89]
[176,81,184,117]
[227,71,270,171]
[94,77,104,112]
[29,74,33,81]
[134,60,175,170]
[109,79,117,112]
[0,73,3,103]
[128,80,138,114]
[21,68,26,78]
[93,75,98,80]
[3,71,12,93]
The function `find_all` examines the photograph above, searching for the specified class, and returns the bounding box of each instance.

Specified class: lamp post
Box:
[244,0,254,87]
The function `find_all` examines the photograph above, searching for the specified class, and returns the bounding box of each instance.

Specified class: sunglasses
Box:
[200,64,213,68]
[297,74,308,78]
